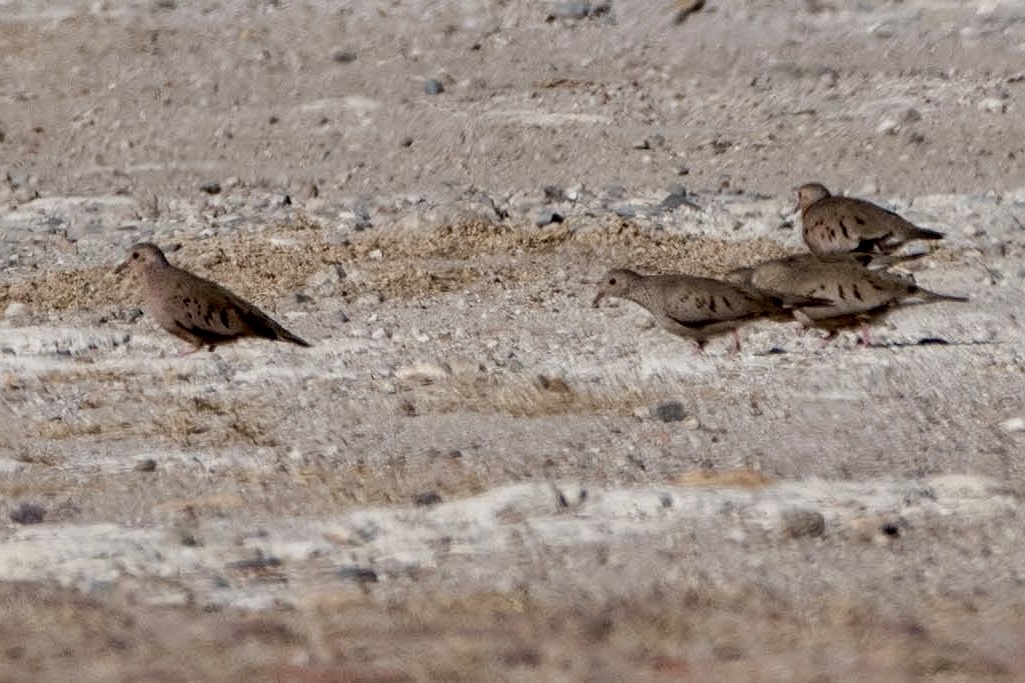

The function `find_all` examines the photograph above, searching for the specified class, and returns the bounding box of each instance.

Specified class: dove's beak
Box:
[592,291,605,308]
[113,261,127,275]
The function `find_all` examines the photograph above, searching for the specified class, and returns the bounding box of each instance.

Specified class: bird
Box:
[114,242,311,353]
[795,182,945,255]
[592,267,824,351]
[724,254,967,344]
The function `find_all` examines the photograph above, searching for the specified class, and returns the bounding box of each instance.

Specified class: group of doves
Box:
[592,182,966,351]
[113,182,964,355]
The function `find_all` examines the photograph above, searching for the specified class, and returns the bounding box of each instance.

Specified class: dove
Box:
[114,242,311,353]
[796,182,945,255]
[592,268,824,351]
[725,254,966,343]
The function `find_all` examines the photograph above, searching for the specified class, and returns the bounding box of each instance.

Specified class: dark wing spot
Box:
[837,284,846,299]
[852,284,863,301]
[219,308,231,328]
[839,219,850,239]
[855,216,866,225]
[709,298,718,313]
[828,228,836,239]
[182,297,191,305]
[723,297,734,311]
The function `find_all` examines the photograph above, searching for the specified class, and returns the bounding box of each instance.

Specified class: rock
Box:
[876,118,899,135]
[654,401,686,423]
[543,185,565,201]
[779,508,825,539]
[330,48,357,64]
[134,458,158,472]
[395,362,451,384]
[414,491,442,506]
[1000,417,1025,432]
[3,302,28,319]
[977,97,1006,113]
[681,415,700,430]
[10,502,46,525]
[536,209,564,227]
[199,181,221,194]
[305,264,346,294]
[337,566,378,584]
[424,79,445,95]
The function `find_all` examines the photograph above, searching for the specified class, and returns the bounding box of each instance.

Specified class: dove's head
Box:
[794,182,831,213]
[114,242,171,276]
[593,268,643,307]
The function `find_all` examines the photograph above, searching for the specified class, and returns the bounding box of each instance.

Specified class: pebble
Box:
[199,181,221,195]
[654,401,686,423]
[536,209,564,227]
[424,79,445,95]
[134,458,158,472]
[336,566,378,584]
[395,362,451,384]
[330,48,357,64]
[876,118,899,135]
[779,508,825,539]
[10,502,46,525]
[1000,417,1025,432]
[414,491,443,506]
[3,302,28,319]
[977,97,1006,113]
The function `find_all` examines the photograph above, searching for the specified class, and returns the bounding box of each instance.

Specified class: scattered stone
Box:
[395,362,451,384]
[3,302,28,319]
[135,458,158,472]
[901,107,922,123]
[780,508,826,539]
[424,79,445,95]
[613,205,638,218]
[849,515,902,543]
[10,502,46,525]
[399,135,414,147]
[681,415,700,430]
[546,1,610,20]
[330,48,357,64]
[199,181,221,194]
[1000,417,1025,432]
[305,264,347,294]
[978,97,1007,113]
[337,566,378,584]
[543,185,566,201]
[654,401,686,423]
[660,191,701,212]
[876,118,899,135]
[536,209,564,227]
[414,491,442,507]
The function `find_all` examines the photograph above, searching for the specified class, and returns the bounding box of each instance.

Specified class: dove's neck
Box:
[622,280,659,309]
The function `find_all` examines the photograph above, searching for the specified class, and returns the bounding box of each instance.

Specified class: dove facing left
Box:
[115,242,311,353]
[593,267,824,351]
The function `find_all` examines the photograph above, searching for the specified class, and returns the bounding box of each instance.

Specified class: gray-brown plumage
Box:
[114,242,310,353]
[593,268,824,350]
[724,254,966,337]
[796,182,944,255]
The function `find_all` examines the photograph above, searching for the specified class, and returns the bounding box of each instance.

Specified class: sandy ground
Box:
[3,0,1025,680]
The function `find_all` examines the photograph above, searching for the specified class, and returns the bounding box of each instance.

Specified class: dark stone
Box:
[10,502,46,525]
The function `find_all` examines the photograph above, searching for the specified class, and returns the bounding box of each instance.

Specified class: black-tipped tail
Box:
[914,227,945,241]
[279,328,312,347]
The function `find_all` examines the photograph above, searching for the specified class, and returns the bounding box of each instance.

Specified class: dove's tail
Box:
[278,327,312,347]
[916,288,968,304]
[912,227,945,241]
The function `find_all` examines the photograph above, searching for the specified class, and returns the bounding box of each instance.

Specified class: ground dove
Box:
[592,268,824,351]
[796,182,944,255]
[725,254,967,341]
[114,242,311,353]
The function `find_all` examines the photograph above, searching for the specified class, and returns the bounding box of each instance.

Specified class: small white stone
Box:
[682,415,700,430]
[632,406,650,420]
[395,362,450,384]
[3,302,28,319]
[370,327,389,340]
[876,118,899,135]
[1000,417,1025,432]
[368,249,383,260]
[978,97,1006,113]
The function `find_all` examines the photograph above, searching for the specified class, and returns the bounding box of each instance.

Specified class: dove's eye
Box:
[132,252,139,259]
[608,278,616,285]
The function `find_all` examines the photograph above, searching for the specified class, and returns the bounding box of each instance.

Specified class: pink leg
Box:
[728,329,742,354]
[856,324,875,347]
